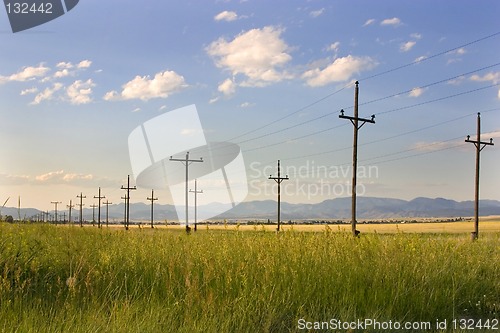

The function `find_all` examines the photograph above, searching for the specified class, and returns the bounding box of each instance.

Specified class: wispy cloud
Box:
[400,41,416,52]
[31,83,63,105]
[380,17,402,26]
[104,70,188,101]
[408,87,426,97]
[214,10,238,22]
[362,18,376,27]
[0,64,50,83]
[218,78,236,96]
[309,8,325,18]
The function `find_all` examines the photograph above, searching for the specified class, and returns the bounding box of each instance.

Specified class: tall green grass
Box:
[0,223,498,332]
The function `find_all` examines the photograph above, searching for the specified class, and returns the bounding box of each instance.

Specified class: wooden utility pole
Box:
[147,189,158,229]
[269,160,289,232]
[189,180,203,231]
[77,193,86,227]
[51,201,62,224]
[170,152,203,232]
[465,112,494,240]
[89,204,98,227]
[339,81,375,237]
[94,187,106,228]
[103,200,112,227]
[121,175,136,230]
[67,200,74,224]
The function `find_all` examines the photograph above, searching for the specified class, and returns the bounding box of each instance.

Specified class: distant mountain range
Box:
[3,197,500,222]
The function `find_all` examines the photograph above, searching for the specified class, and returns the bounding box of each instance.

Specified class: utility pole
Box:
[121,195,128,229]
[170,152,203,232]
[76,193,86,227]
[90,204,98,227]
[465,112,494,240]
[94,187,106,228]
[62,212,66,223]
[269,160,289,232]
[67,200,74,224]
[51,201,62,224]
[147,189,158,229]
[121,175,136,230]
[339,81,375,237]
[103,200,112,227]
[189,180,203,231]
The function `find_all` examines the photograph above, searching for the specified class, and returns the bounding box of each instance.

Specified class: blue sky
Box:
[0,0,499,212]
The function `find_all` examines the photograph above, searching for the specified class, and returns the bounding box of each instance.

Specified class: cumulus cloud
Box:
[67,79,95,104]
[218,78,236,96]
[414,55,427,63]
[0,64,50,83]
[104,70,188,101]
[31,83,63,105]
[400,41,416,52]
[309,8,325,18]
[408,87,426,97]
[207,26,293,88]
[77,60,92,69]
[214,10,238,22]
[381,17,402,26]
[363,18,376,27]
[302,55,377,87]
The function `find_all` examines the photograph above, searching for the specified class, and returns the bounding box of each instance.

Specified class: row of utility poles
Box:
[47,171,205,230]
[268,81,493,239]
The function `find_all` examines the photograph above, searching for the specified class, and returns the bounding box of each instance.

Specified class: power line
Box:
[224,32,500,143]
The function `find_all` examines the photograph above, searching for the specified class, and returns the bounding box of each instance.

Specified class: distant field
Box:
[125,218,500,234]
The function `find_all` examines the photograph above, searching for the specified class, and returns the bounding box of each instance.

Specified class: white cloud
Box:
[132,107,141,112]
[0,64,50,83]
[410,33,422,40]
[20,87,38,95]
[363,18,376,27]
[31,83,63,105]
[302,55,377,87]
[309,8,325,18]
[54,69,71,78]
[447,76,465,85]
[56,62,73,69]
[412,141,460,152]
[77,60,92,69]
[66,79,95,105]
[400,41,416,52]
[214,10,238,22]
[206,26,293,88]
[209,96,220,104]
[327,42,340,53]
[470,72,500,84]
[104,70,187,101]
[408,87,426,97]
[240,102,254,108]
[218,78,236,96]
[35,170,64,182]
[381,17,402,26]
[414,55,427,63]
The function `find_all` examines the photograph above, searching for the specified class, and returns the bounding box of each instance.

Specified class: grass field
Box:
[0,223,498,332]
